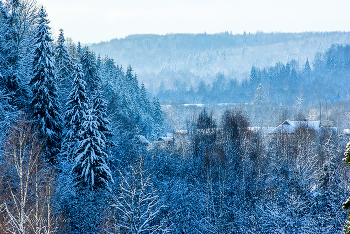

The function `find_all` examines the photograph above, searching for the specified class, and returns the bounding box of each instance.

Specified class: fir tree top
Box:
[253,83,265,106]
[36,7,52,42]
[55,29,73,88]
[65,63,89,130]
[30,6,62,165]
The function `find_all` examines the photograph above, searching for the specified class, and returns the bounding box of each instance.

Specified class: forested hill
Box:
[90,31,350,91]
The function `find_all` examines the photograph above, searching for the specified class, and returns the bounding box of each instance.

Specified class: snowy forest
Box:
[1,0,350,233]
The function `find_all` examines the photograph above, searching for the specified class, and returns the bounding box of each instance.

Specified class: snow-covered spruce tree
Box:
[0,1,30,110]
[151,97,164,140]
[58,71,112,232]
[100,56,117,87]
[30,7,62,165]
[249,66,261,89]
[61,63,89,160]
[303,58,312,82]
[139,82,153,138]
[253,83,265,106]
[81,48,100,97]
[92,86,113,150]
[55,28,73,106]
[76,41,83,62]
[71,109,113,190]
[125,66,141,118]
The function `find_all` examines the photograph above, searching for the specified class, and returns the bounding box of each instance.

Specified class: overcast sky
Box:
[40,0,350,44]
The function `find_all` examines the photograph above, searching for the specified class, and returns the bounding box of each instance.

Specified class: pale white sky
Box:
[40,0,350,44]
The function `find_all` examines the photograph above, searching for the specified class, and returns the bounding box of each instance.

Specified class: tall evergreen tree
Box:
[62,63,89,160]
[253,83,265,106]
[30,7,62,164]
[151,97,163,139]
[103,57,119,90]
[0,1,29,110]
[303,58,312,83]
[81,49,99,96]
[249,66,261,88]
[304,58,311,73]
[96,54,102,82]
[140,83,150,108]
[76,41,82,62]
[55,28,73,105]
[92,86,113,150]
[139,82,152,136]
[71,109,113,190]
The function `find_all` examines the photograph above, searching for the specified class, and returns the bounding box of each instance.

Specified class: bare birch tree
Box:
[0,117,63,234]
[112,158,168,234]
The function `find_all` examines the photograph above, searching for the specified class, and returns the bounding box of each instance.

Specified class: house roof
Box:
[157,136,173,142]
[288,120,320,129]
[135,135,150,144]
[272,120,321,133]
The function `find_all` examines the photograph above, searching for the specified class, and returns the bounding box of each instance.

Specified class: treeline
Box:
[157,44,350,107]
[93,31,336,53]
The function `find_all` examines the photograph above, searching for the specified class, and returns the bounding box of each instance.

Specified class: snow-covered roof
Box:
[273,123,295,133]
[286,120,320,129]
[157,136,173,142]
[272,120,321,133]
[135,135,150,144]
[151,136,175,147]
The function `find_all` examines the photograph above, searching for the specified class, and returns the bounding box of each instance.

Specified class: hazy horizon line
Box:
[72,30,350,46]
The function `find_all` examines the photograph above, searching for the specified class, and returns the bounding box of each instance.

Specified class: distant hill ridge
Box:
[92,31,348,50]
[90,31,350,91]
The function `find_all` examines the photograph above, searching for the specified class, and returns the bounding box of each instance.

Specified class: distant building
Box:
[149,133,175,149]
[135,135,150,145]
[156,136,174,143]
[272,120,321,134]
